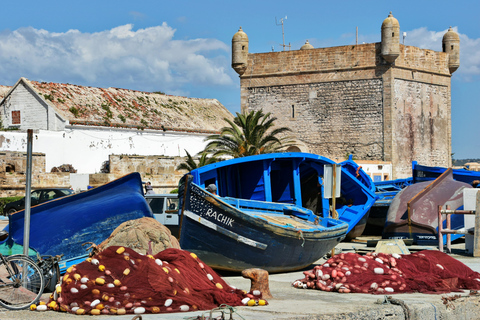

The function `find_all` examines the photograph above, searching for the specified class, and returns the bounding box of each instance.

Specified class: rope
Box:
[183,304,246,320]
[296,229,305,247]
[376,295,411,320]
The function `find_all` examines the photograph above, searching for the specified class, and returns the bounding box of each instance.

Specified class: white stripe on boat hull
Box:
[184,210,267,250]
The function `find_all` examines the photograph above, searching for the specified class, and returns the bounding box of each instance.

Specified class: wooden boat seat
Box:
[255,214,322,230]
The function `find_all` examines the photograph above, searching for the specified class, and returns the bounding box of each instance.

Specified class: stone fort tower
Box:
[232,13,460,179]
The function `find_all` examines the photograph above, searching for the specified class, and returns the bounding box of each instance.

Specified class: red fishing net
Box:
[36,247,267,315]
[293,250,480,294]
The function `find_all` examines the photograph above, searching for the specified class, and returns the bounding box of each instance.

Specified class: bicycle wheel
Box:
[0,255,45,310]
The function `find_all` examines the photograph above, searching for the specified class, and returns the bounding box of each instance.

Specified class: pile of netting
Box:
[293,250,480,294]
[31,246,267,315]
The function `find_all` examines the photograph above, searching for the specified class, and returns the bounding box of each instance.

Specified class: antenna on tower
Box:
[275,16,291,51]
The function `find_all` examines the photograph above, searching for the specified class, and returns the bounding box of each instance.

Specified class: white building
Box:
[0,78,233,173]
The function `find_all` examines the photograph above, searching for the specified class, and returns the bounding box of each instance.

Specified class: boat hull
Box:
[383,170,472,244]
[179,176,348,273]
[1,172,153,272]
[413,161,480,185]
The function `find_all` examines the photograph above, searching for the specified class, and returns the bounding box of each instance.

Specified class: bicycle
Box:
[0,253,45,310]
[36,254,62,293]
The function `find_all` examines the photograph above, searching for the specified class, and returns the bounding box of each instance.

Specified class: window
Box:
[11,110,20,125]
[43,191,56,200]
[147,198,165,214]
[31,191,41,201]
[292,105,295,118]
[166,198,179,211]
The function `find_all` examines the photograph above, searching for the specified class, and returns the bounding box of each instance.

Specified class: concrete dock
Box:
[2,240,480,320]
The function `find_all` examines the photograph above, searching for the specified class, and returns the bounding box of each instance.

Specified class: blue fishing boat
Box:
[340,155,377,194]
[178,152,376,272]
[0,172,153,273]
[364,177,414,234]
[339,156,378,238]
[413,161,480,186]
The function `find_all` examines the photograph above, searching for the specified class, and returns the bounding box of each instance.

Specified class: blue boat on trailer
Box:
[0,172,153,273]
[178,152,377,272]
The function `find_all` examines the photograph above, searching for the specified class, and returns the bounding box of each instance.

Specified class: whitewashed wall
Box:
[1,81,67,131]
[0,126,209,173]
[356,161,393,182]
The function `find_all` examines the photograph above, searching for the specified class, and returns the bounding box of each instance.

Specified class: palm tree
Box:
[204,109,294,158]
[176,150,218,172]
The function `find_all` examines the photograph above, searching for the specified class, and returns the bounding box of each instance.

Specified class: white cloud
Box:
[0,23,233,92]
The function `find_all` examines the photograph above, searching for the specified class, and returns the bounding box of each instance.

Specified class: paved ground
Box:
[1,239,480,320]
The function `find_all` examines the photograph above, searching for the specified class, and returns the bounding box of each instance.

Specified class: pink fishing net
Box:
[293,250,480,294]
[38,247,267,315]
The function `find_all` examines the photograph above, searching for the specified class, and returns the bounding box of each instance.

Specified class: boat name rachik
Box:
[203,208,234,227]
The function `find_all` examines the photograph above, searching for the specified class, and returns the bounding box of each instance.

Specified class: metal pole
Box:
[178,175,190,240]
[23,129,33,256]
[332,164,338,219]
[474,191,480,257]
[330,164,337,258]
[438,205,443,252]
[446,205,451,253]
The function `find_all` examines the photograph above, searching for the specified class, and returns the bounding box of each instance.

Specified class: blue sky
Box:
[1,1,479,159]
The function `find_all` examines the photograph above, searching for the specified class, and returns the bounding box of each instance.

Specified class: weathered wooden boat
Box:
[413,161,480,185]
[0,172,154,273]
[382,169,473,244]
[364,162,480,237]
[178,152,377,272]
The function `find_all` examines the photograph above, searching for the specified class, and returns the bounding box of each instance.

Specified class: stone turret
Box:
[232,27,249,75]
[381,12,400,63]
[300,40,314,50]
[442,27,460,73]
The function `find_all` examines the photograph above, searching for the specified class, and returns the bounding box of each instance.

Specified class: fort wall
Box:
[237,42,453,178]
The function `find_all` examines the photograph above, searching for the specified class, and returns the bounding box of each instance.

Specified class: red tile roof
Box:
[25,79,233,133]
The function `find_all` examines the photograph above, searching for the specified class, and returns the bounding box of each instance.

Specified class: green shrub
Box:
[118,114,126,123]
[69,106,79,117]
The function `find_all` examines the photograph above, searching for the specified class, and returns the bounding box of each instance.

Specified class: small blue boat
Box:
[178,152,376,272]
[413,161,480,186]
[339,156,378,238]
[365,177,414,234]
[0,172,153,273]
[341,155,377,194]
